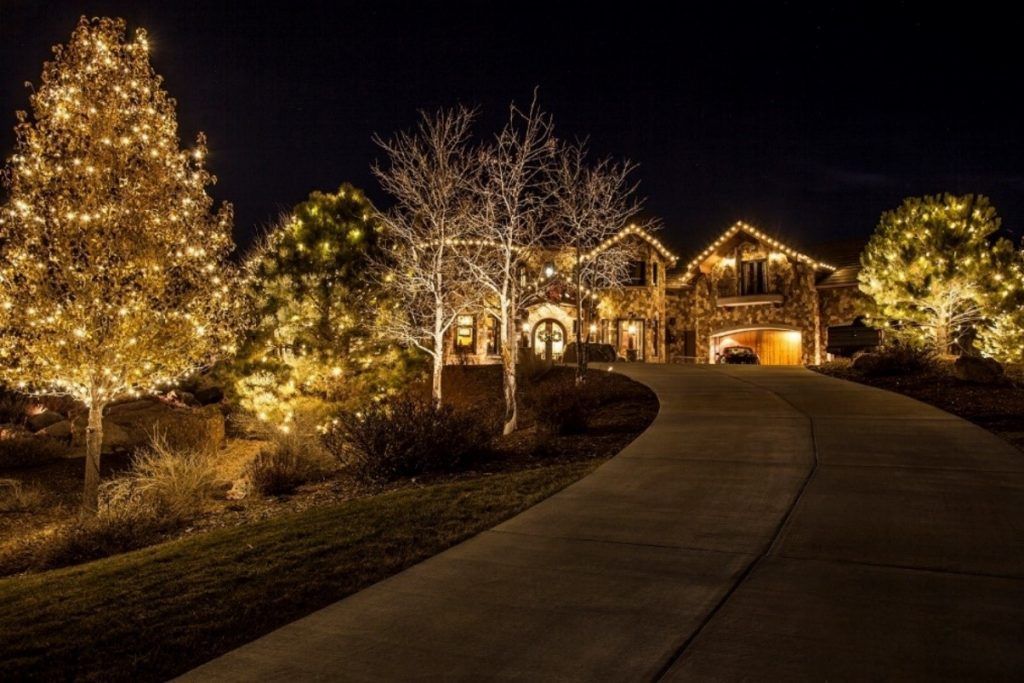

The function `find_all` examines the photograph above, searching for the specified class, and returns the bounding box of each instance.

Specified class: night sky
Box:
[2,2,1022,255]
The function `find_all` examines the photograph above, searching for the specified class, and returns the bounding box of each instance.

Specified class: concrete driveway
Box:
[182,365,1024,681]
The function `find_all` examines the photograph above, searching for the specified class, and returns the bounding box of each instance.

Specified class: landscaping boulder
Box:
[171,391,201,407]
[953,355,1004,384]
[41,420,72,440]
[194,386,225,406]
[851,352,881,374]
[72,398,225,454]
[27,410,63,432]
[0,478,21,499]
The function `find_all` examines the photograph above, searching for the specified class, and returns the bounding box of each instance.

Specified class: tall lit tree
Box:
[235,184,415,425]
[549,140,649,382]
[859,194,1017,354]
[466,97,555,434]
[0,17,236,514]
[372,107,480,403]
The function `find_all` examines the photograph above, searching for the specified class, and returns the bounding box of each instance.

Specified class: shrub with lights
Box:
[859,194,1019,356]
[0,18,238,513]
[232,184,418,429]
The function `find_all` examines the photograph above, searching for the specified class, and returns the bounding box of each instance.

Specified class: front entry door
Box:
[533,319,565,361]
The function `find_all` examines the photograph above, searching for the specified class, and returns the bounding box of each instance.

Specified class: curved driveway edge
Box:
[181,366,1024,681]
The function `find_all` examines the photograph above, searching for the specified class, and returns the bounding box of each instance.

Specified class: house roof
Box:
[810,238,867,288]
[587,222,678,266]
[671,221,836,285]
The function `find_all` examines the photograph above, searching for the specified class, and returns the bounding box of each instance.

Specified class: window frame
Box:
[454,314,476,352]
[486,315,501,355]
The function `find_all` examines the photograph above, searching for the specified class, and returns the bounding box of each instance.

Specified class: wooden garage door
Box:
[721,329,802,365]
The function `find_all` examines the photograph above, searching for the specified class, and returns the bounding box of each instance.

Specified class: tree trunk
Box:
[935,317,950,356]
[502,348,517,435]
[432,321,444,406]
[577,264,585,382]
[82,400,105,516]
[501,302,518,435]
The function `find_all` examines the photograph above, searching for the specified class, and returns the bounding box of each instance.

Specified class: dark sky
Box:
[2,1,1022,255]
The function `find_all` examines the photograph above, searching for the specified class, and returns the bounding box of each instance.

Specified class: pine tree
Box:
[236,184,415,426]
[0,17,237,513]
[858,194,1017,354]
[978,248,1024,362]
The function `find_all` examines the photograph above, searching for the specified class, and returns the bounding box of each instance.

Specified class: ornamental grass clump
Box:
[101,433,223,521]
[858,339,937,377]
[329,396,491,483]
[0,434,221,575]
[245,424,333,496]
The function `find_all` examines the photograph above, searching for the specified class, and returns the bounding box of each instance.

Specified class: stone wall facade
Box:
[666,257,822,364]
[442,227,873,367]
[592,243,670,363]
[444,238,671,364]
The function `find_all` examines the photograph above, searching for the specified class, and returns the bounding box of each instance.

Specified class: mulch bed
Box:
[0,364,657,565]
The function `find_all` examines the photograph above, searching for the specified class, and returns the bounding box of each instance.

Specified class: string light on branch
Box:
[0,16,239,512]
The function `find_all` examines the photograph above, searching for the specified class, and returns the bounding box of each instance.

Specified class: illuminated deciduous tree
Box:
[0,17,236,514]
[859,194,1017,355]
[235,184,416,426]
[549,140,650,382]
[372,107,480,403]
[466,97,555,434]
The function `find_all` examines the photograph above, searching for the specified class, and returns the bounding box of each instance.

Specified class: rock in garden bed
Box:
[953,355,1004,384]
[71,398,225,453]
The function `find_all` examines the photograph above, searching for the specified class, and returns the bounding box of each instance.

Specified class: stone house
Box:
[448,221,874,366]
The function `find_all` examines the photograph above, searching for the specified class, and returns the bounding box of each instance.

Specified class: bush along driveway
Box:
[185,365,1024,681]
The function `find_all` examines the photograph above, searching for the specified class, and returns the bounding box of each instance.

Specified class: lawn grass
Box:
[0,460,598,682]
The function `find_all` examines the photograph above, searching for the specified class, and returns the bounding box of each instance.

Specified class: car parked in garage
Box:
[716,345,760,364]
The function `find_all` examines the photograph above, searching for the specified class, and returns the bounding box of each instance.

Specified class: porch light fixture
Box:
[544,264,555,278]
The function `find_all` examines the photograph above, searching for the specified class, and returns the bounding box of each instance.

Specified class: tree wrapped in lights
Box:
[858,194,1017,354]
[235,184,416,426]
[465,97,556,434]
[0,17,236,513]
[372,107,481,404]
[549,140,649,382]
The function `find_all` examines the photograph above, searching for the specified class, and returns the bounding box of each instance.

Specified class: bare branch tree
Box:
[549,140,652,382]
[371,106,480,403]
[464,95,556,434]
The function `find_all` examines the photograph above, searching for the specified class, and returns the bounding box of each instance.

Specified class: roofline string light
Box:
[582,223,678,265]
[678,220,835,284]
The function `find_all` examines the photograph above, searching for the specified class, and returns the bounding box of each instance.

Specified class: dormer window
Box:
[740,258,767,295]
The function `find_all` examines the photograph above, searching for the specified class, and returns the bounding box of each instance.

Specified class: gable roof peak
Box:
[678,220,835,283]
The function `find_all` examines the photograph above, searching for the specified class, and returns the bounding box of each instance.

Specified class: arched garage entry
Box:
[711,325,802,365]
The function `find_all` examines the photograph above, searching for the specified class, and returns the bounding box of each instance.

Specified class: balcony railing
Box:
[716,293,783,307]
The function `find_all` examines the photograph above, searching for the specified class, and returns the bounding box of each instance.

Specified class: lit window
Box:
[455,314,475,350]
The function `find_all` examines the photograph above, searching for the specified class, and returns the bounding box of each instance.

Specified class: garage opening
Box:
[712,328,803,365]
